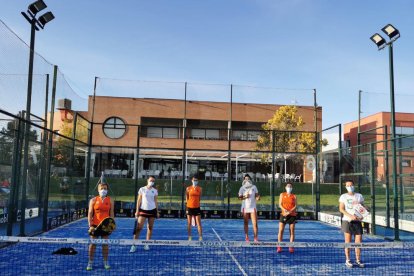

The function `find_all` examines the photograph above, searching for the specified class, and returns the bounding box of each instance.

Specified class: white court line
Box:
[212,228,247,276]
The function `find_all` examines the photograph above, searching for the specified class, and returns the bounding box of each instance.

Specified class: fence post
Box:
[369,143,376,235]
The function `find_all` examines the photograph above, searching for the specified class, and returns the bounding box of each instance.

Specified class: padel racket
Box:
[354,204,369,220]
[89,217,116,236]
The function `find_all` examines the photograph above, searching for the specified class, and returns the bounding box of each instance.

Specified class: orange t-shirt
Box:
[186,186,201,208]
[280,192,297,216]
[92,196,111,226]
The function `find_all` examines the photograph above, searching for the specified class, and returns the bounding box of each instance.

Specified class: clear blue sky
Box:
[1,0,414,129]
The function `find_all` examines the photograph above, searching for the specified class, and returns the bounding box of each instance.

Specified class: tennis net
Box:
[1,236,413,275]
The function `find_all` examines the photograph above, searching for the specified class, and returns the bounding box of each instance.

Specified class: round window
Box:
[103,117,127,139]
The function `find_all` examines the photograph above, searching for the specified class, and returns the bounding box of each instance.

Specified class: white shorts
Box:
[242,207,256,214]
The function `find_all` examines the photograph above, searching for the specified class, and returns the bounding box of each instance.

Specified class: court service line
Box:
[212,228,247,276]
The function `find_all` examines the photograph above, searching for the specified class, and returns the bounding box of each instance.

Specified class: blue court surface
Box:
[1,218,414,275]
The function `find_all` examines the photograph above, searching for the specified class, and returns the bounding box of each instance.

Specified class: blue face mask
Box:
[346,186,354,193]
[193,181,198,186]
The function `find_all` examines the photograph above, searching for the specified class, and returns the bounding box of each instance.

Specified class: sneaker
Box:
[188,236,192,241]
[130,245,136,253]
[144,245,150,251]
[289,247,294,253]
[277,247,282,253]
[198,236,203,241]
[104,262,110,270]
[245,237,250,242]
[355,260,365,268]
[254,237,259,242]
[345,260,353,268]
[86,263,93,271]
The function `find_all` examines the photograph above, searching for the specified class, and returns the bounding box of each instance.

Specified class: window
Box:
[248,131,261,141]
[103,117,126,139]
[147,127,162,138]
[163,127,179,138]
[191,129,205,139]
[232,130,247,140]
[206,129,219,139]
[402,160,412,167]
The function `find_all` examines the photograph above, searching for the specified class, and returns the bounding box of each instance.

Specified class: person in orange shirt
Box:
[277,182,297,253]
[186,176,203,241]
[87,181,114,271]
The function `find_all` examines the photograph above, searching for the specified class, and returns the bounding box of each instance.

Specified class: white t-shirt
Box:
[238,184,259,210]
[339,192,364,222]
[138,186,158,210]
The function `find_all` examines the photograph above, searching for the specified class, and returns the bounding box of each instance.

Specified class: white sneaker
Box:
[130,245,136,253]
[355,260,365,268]
[144,245,150,251]
[345,260,353,268]
[188,236,192,241]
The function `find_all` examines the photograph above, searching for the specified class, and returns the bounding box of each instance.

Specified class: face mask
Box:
[242,180,252,186]
[286,187,292,194]
[346,186,354,193]
[193,181,198,186]
[99,189,107,197]
[149,181,155,187]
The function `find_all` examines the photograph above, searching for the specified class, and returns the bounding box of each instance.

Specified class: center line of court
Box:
[212,228,247,276]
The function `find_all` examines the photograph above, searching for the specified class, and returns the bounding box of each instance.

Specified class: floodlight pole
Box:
[19,13,38,236]
[388,42,399,240]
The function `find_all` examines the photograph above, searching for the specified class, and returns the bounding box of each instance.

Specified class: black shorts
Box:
[341,221,363,235]
[280,215,297,224]
[186,207,201,216]
[138,208,157,218]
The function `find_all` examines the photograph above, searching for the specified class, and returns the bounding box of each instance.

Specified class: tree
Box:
[0,118,39,165]
[256,105,327,166]
[53,116,88,171]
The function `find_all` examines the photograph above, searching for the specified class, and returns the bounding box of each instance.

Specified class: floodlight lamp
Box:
[381,24,400,42]
[28,0,47,16]
[38,11,55,27]
[370,33,386,50]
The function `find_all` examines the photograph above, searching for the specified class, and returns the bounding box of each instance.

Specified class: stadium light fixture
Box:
[28,0,47,16]
[19,0,54,237]
[370,33,387,50]
[382,24,400,42]
[370,24,401,240]
[38,11,55,28]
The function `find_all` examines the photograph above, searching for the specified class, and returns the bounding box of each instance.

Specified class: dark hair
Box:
[192,175,199,180]
[344,179,354,185]
[244,174,251,180]
[148,176,155,180]
[98,182,108,189]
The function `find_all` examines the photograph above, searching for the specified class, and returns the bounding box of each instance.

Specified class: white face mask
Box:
[148,181,155,187]
[286,187,292,194]
[193,181,198,186]
[242,180,252,187]
[346,186,354,193]
[99,189,107,197]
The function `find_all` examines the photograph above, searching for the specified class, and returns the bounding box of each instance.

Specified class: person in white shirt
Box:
[339,180,366,268]
[130,176,159,252]
[238,174,260,242]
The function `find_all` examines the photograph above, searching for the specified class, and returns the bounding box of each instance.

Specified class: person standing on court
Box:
[339,180,365,268]
[186,175,203,241]
[238,174,260,242]
[87,180,114,271]
[277,182,297,253]
[130,176,159,253]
